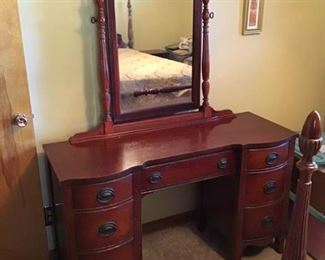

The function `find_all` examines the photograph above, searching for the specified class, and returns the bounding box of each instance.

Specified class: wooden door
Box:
[0,1,48,259]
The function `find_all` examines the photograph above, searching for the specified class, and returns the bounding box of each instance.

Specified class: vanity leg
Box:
[274,234,285,253]
[197,182,207,232]
[133,173,143,260]
[231,239,243,260]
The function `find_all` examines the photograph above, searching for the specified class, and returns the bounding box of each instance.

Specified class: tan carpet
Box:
[143,222,312,260]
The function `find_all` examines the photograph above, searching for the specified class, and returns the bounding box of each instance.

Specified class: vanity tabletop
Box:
[44,112,297,183]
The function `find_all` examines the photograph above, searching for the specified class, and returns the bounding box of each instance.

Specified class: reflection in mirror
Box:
[116,0,193,114]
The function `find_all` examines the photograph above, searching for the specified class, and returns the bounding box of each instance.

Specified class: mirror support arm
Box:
[202,0,212,118]
[97,0,113,133]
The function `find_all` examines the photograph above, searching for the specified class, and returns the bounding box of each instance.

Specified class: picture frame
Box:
[242,0,264,35]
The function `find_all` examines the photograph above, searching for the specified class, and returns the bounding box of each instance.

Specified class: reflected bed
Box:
[119,48,192,113]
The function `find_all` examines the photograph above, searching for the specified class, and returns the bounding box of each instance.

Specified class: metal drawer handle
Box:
[265,152,279,165]
[149,172,162,184]
[263,180,277,194]
[97,188,115,204]
[218,158,228,169]
[261,216,273,229]
[98,222,117,237]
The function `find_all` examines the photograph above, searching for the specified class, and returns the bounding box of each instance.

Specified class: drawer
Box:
[247,143,289,170]
[72,175,133,209]
[141,150,236,192]
[243,202,282,240]
[75,200,133,251]
[78,240,134,260]
[246,168,286,206]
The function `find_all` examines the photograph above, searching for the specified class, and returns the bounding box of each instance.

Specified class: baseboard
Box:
[142,211,196,234]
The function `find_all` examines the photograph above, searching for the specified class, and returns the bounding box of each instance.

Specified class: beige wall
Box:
[209,0,325,131]
[18,0,325,246]
[116,0,193,50]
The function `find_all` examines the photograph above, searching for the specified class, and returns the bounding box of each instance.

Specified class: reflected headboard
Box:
[118,0,134,48]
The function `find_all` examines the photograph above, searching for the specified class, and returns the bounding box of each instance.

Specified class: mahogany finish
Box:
[45,112,297,260]
[247,143,289,170]
[74,200,133,251]
[43,1,315,259]
[245,167,286,205]
[243,201,282,240]
[69,0,234,144]
[71,174,133,210]
[282,111,323,260]
[141,150,236,193]
[78,241,135,260]
[200,135,295,259]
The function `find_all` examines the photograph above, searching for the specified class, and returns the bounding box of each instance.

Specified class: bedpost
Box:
[97,0,113,132]
[127,0,134,48]
[202,0,212,117]
[282,111,322,260]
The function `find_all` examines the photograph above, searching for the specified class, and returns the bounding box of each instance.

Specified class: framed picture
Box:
[242,0,264,35]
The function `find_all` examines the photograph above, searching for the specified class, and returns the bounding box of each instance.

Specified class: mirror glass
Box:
[115,0,193,114]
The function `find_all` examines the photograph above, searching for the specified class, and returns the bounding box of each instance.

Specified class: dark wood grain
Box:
[71,174,133,210]
[243,201,282,240]
[70,0,217,143]
[46,112,296,183]
[46,111,297,260]
[78,240,135,260]
[140,150,236,193]
[74,200,134,252]
[247,143,289,170]
[282,111,323,260]
[96,0,113,133]
[202,0,212,117]
[245,167,286,205]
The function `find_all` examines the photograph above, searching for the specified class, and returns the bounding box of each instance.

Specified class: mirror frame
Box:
[69,0,235,144]
[105,0,202,123]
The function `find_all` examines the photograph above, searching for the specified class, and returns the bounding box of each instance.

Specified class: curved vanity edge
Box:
[44,112,297,184]
[239,111,299,136]
[77,237,134,255]
[242,236,276,248]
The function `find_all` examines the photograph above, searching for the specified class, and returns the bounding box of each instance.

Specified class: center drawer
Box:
[141,150,236,193]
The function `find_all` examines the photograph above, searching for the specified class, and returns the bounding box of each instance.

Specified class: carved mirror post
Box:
[70,0,235,144]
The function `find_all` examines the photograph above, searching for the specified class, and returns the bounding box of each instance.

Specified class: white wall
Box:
[18,0,325,250]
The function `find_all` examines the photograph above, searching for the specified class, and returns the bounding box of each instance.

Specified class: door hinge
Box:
[44,206,54,226]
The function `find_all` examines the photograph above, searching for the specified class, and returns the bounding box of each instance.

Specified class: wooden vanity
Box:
[45,112,297,259]
[44,0,298,259]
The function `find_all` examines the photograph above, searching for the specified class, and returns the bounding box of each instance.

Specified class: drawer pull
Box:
[261,216,273,229]
[263,180,277,194]
[97,188,115,204]
[218,158,228,169]
[149,172,162,184]
[98,222,117,237]
[265,152,279,165]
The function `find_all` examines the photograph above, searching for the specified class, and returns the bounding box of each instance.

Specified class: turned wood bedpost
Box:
[202,0,212,117]
[282,111,323,260]
[127,0,134,48]
[96,0,113,132]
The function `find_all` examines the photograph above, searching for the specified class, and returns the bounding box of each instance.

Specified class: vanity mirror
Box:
[70,0,235,144]
[110,0,200,120]
[115,0,195,115]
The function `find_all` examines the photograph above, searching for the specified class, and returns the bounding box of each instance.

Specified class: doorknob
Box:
[13,113,28,128]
